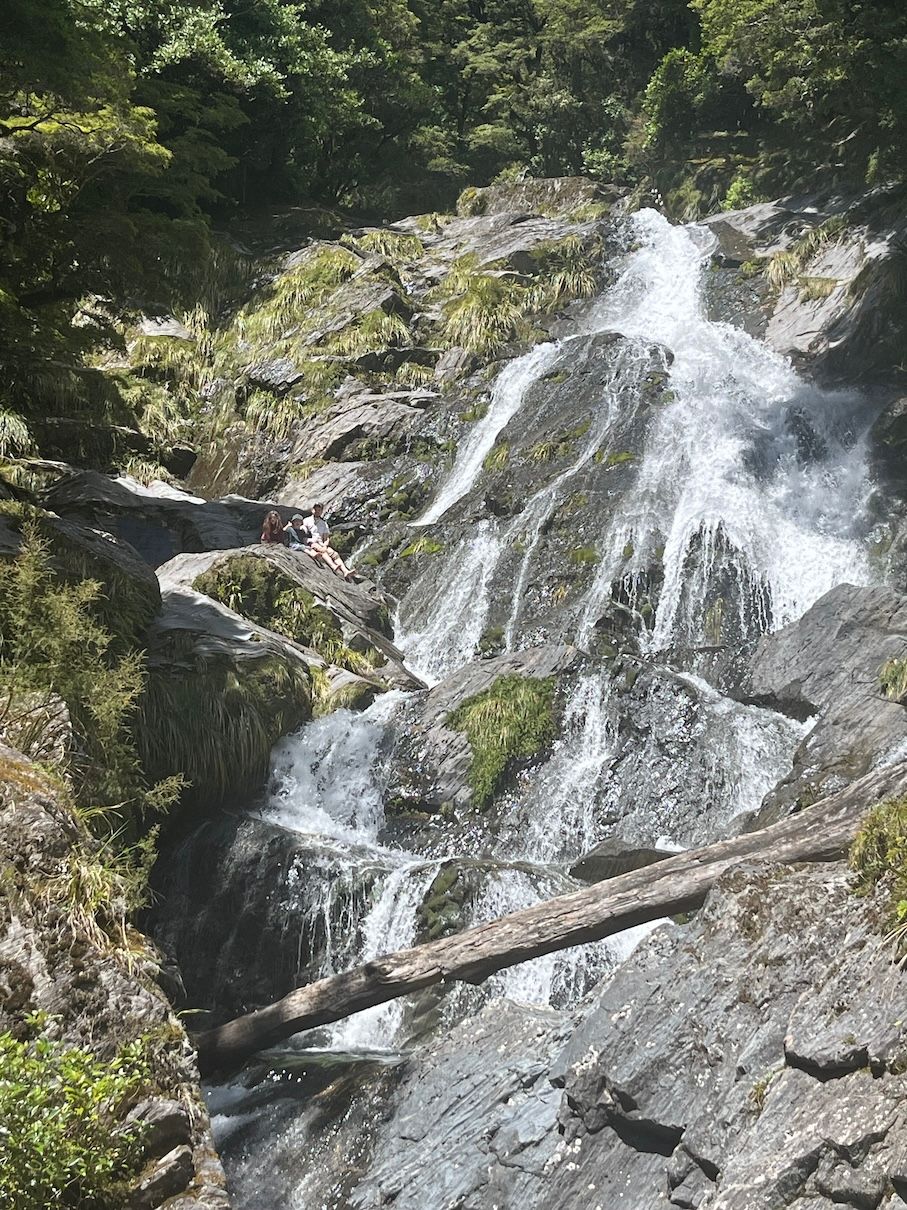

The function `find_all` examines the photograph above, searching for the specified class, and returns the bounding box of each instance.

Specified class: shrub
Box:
[447,674,556,807]
[0,1029,149,1209]
[0,522,180,829]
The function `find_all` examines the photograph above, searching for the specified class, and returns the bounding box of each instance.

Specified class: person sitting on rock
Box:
[284,514,314,553]
[303,503,355,580]
[260,510,286,544]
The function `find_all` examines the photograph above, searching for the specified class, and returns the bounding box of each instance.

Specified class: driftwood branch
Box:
[194,762,907,1074]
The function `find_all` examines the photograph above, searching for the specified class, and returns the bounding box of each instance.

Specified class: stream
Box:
[201,208,875,1206]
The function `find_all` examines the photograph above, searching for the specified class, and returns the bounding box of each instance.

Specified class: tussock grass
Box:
[0,409,33,458]
[447,674,556,807]
[342,230,425,263]
[880,657,907,704]
[850,797,907,956]
[483,442,510,472]
[139,636,311,806]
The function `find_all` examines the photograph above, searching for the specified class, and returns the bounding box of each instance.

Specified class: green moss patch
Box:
[193,555,378,674]
[447,674,556,808]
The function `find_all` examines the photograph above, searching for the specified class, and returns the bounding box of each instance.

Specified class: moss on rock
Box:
[447,674,556,808]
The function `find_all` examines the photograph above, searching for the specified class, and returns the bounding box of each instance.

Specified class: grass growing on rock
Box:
[193,555,380,675]
[850,797,907,952]
[447,674,556,808]
[879,657,907,703]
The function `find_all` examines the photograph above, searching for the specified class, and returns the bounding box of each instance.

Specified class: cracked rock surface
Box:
[276,859,907,1209]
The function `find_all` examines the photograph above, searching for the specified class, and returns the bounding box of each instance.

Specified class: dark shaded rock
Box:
[126,1098,193,1158]
[569,837,674,883]
[743,583,907,825]
[869,396,907,494]
[129,1145,194,1210]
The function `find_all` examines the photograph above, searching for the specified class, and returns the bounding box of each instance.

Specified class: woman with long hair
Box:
[260,510,285,544]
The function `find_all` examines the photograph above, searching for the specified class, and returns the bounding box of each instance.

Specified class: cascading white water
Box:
[415,342,559,526]
[394,519,504,685]
[210,205,880,1208]
[576,209,872,648]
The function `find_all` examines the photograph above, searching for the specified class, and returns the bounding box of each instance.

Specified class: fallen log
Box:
[194,761,907,1074]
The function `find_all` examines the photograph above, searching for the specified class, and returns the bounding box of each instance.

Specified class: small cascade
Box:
[576,209,872,649]
[394,520,504,684]
[415,342,559,525]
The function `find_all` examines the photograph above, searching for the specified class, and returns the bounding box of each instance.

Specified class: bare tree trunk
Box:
[194,762,907,1074]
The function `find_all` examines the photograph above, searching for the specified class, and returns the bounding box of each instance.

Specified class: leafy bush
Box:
[448,674,556,807]
[0,1029,149,1209]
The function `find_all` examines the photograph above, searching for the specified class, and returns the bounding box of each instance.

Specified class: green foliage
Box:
[0,1029,150,1210]
[439,267,533,355]
[850,797,907,954]
[0,522,179,827]
[0,411,34,459]
[880,658,907,704]
[138,635,311,807]
[447,674,556,808]
[237,246,360,344]
[342,230,426,263]
[569,546,599,565]
[400,535,444,557]
[483,443,510,473]
[193,555,378,675]
[722,173,763,211]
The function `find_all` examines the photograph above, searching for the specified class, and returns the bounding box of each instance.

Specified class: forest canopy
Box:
[1,0,905,457]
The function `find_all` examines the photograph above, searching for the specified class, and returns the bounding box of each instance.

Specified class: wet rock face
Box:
[0,743,230,1209]
[703,188,907,384]
[743,583,907,825]
[309,861,906,1210]
[148,813,382,1026]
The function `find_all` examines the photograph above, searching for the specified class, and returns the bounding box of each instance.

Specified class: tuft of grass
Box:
[120,455,173,486]
[400,535,443,557]
[324,309,411,358]
[237,245,359,343]
[799,276,838,302]
[483,442,510,473]
[414,212,451,233]
[448,674,556,808]
[440,271,532,354]
[457,186,487,217]
[569,546,599,565]
[850,797,907,956]
[880,658,907,704]
[529,236,600,311]
[342,230,425,263]
[0,409,34,458]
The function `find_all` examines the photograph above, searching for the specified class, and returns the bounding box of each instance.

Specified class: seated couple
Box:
[260,503,356,580]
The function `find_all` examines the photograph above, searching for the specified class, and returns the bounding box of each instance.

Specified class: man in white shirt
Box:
[302,503,355,579]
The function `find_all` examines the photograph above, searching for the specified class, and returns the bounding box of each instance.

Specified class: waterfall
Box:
[206,204,879,1207]
[576,209,872,648]
[415,342,559,525]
